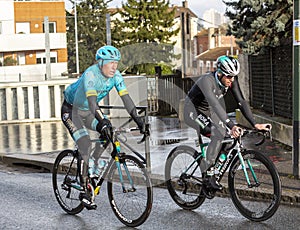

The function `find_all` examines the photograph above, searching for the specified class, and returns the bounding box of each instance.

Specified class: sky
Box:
[65,0,227,18]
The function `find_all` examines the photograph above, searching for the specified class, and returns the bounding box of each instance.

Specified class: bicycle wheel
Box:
[165,145,206,210]
[52,149,84,215]
[107,155,153,227]
[228,150,281,221]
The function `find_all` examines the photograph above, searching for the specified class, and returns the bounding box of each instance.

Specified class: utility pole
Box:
[44,16,51,80]
[74,1,80,74]
[106,13,111,45]
[293,0,300,178]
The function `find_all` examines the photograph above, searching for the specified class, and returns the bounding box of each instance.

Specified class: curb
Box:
[1,153,300,206]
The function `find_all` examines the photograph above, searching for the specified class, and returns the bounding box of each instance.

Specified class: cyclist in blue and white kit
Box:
[61,45,145,210]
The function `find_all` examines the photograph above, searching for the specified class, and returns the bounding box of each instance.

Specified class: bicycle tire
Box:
[165,145,206,210]
[228,150,281,221]
[52,149,84,215]
[107,155,153,227]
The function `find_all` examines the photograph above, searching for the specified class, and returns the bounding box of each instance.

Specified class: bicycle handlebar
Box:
[224,126,272,151]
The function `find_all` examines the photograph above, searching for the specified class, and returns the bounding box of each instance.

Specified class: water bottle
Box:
[95,159,107,177]
[215,153,227,172]
[88,157,96,176]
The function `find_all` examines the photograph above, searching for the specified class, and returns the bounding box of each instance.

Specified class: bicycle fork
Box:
[114,141,136,193]
[237,148,260,188]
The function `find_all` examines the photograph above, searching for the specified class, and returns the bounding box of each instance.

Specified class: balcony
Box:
[0,33,67,52]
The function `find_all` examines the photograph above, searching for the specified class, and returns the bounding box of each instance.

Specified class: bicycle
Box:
[52,116,153,227]
[165,127,282,222]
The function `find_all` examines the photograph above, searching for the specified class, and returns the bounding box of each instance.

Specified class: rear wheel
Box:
[228,150,281,221]
[107,155,153,227]
[165,145,206,210]
[52,149,84,215]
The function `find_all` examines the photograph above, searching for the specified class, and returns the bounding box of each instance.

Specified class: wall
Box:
[0,63,68,82]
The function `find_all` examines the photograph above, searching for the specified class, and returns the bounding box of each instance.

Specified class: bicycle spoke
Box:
[107,155,152,227]
[52,150,84,215]
[229,151,281,221]
[165,145,206,210]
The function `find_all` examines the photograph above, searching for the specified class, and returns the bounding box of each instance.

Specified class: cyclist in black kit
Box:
[184,55,271,190]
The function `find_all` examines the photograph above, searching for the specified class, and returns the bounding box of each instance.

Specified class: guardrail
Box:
[0,76,147,124]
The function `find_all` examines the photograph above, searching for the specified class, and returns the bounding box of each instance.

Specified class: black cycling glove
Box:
[135,116,145,134]
[96,118,112,139]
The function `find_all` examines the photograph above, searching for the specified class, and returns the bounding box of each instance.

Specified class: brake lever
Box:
[254,128,272,146]
[254,133,266,146]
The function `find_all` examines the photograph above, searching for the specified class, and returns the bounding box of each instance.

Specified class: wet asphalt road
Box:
[0,170,299,230]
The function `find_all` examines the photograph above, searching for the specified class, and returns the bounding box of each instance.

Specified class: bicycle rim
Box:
[165,145,206,210]
[228,150,281,221]
[107,155,153,227]
[52,149,84,215]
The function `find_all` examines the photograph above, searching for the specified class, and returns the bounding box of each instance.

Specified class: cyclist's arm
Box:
[199,77,235,129]
[83,71,105,122]
[230,79,256,127]
[115,74,144,130]
[87,95,105,121]
[121,94,144,128]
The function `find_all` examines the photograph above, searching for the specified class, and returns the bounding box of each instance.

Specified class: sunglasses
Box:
[223,74,235,79]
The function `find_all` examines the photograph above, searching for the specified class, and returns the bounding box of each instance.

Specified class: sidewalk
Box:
[0,118,299,206]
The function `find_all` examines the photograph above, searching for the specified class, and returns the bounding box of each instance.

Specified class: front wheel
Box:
[165,145,206,210]
[52,149,84,215]
[228,150,281,221]
[107,155,153,227]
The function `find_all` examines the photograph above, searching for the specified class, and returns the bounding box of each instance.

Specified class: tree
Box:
[111,0,180,74]
[66,0,111,73]
[4,56,17,66]
[223,0,293,54]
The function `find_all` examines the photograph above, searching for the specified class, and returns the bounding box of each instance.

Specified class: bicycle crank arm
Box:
[248,182,260,188]
[123,187,136,193]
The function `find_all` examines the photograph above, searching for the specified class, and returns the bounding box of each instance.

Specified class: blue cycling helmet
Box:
[95,45,121,61]
[216,55,240,76]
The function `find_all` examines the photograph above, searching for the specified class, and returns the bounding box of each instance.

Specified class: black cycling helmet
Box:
[216,55,240,76]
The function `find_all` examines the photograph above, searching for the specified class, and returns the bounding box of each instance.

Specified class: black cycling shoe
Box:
[79,193,97,210]
[203,174,223,191]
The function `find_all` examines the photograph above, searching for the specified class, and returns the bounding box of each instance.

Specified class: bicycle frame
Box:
[181,137,260,188]
[87,135,137,196]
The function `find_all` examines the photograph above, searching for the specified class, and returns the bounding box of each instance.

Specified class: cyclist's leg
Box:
[183,103,211,144]
[202,116,226,190]
[61,102,97,209]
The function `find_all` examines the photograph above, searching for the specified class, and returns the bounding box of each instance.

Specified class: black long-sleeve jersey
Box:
[186,72,256,129]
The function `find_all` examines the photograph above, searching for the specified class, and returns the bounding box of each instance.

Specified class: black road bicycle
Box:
[52,115,152,227]
[165,128,281,222]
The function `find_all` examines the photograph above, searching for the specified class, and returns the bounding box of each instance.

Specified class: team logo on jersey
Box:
[88,80,95,88]
[219,120,225,128]
[62,113,69,121]
[117,82,124,88]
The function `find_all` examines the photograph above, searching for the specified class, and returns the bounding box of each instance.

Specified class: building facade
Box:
[194,26,240,75]
[170,1,198,77]
[0,0,67,82]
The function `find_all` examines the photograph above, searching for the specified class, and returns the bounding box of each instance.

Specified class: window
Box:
[17,52,25,65]
[36,51,57,64]
[43,22,56,33]
[0,53,3,66]
[16,22,30,34]
[186,13,190,35]
[206,61,211,72]
[199,45,203,54]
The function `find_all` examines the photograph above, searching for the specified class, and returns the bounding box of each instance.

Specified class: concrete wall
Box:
[236,109,292,147]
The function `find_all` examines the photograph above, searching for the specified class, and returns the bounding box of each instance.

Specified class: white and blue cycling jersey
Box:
[64,63,128,110]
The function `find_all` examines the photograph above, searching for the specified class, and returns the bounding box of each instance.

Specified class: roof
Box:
[196,47,241,61]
